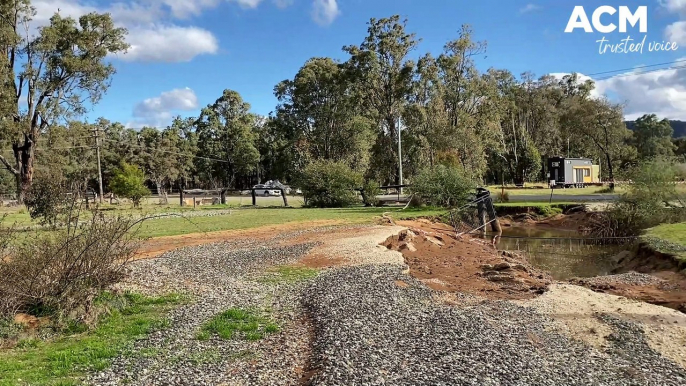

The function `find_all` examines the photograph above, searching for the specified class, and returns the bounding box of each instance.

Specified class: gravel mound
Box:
[574,272,665,287]
[305,264,686,386]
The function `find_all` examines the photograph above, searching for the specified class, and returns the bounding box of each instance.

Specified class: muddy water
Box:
[484,227,626,280]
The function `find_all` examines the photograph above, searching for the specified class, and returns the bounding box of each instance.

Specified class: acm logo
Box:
[565,6,647,33]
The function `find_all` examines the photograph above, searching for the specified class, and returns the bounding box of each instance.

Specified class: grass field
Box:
[134,207,445,238]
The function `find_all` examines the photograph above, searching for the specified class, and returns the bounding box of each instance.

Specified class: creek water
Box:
[483,226,628,281]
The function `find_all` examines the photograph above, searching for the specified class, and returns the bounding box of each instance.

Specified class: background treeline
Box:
[0,16,681,198]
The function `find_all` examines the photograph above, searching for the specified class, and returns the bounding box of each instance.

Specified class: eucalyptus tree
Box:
[194,89,260,189]
[343,15,418,184]
[274,57,374,172]
[632,114,676,159]
[0,1,128,202]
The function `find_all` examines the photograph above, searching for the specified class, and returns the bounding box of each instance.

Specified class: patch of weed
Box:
[198,308,279,342]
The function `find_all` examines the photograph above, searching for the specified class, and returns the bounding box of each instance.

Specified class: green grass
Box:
[645,222,686,265]
[135,207,445,238]
[258,266,319,284]
[0,292,184,386]
[197,308,279,342]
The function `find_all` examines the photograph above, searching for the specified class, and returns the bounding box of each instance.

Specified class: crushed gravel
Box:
[89,225,686,385]
[575,272,666,287]
[90,237,318,386]
[305,264,686,386]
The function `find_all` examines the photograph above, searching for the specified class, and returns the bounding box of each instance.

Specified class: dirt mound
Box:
[386,221,551,300]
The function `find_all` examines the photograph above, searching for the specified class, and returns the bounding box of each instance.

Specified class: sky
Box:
[29,0,686,127]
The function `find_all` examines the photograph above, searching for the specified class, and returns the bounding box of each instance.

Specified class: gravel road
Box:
[91,224,686,385]
[89,235,320,386]
[306,265,686,386]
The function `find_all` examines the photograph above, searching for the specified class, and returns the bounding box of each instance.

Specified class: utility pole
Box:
[92,126,104,204]
[397,116,403,194]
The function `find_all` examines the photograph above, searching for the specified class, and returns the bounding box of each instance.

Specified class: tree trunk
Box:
[12,135,35,204]
[605,153,615,191]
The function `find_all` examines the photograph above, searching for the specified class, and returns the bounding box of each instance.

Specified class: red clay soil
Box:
[386,220,551,300]
[570,273,686,313]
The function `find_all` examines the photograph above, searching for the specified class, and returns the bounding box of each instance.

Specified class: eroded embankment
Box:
[383,220,550,299]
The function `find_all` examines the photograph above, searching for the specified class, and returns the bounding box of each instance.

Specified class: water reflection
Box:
[479,226,627,281]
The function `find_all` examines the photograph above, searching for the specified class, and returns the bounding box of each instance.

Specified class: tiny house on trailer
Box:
[547,157,601,187]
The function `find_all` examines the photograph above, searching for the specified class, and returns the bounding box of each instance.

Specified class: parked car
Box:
[252,184,281,196]
[183,189,207,195]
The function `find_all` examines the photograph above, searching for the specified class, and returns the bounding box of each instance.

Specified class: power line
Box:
[585,58,686,77]
[99,138,229,164]
[593,63,686,81]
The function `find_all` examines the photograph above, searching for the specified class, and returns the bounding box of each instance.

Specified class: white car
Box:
[253,185,281,196]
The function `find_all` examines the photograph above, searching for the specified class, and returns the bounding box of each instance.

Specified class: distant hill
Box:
[625,120,686,138]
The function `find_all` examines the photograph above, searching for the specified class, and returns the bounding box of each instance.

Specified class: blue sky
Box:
[33,0,686,126]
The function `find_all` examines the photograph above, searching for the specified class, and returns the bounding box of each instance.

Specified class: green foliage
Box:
[24,174,70,226]
[109,162,150,207]
[197,308,279,342]
[537,206,563,217]
[0,292,181,386]
[195,90,260,188]
[410,165,475,208]
[361,180,382,207]
[297,160,363,208]
[590,159,686,238]
[633,114,676,159]
[0,5,128,202]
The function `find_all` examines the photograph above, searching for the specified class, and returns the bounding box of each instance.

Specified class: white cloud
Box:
[273,0,294,9]
[311,0,340,26]
[132,87,199,127]
[660,0,686,14]
[31,0,219,63]
[231,0,264,8]
[666,21,686,44]
[123,25,219,62]
[519,4,540,14]
[551,65,686,120]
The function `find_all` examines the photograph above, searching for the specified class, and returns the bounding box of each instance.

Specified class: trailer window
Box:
[584,169,590,177]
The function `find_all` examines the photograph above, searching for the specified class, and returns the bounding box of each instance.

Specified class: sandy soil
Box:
[525,284,686,369]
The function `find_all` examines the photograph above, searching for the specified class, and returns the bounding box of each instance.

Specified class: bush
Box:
[0,211,143,319]
[589,159,686,238]
[297,160,363,208]
[410,165,475,208]
[109,162,150,207]
[24,174,70,226]
[495,190,510,203]
[361,180,381,207]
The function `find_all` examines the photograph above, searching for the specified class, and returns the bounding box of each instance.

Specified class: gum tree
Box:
[0,1,128,202]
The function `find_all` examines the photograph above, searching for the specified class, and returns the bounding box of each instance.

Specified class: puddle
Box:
[482,227,627,281]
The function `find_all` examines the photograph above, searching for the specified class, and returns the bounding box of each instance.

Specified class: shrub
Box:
[296,160,363,208]
[410,165,475,208]
[109,162,150,207]
[0,211,143,319]
[495,190,510,203]
[589,159,686,238]
[537,205,563,218]
[361,180,381,207]
[24,174,70,226]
